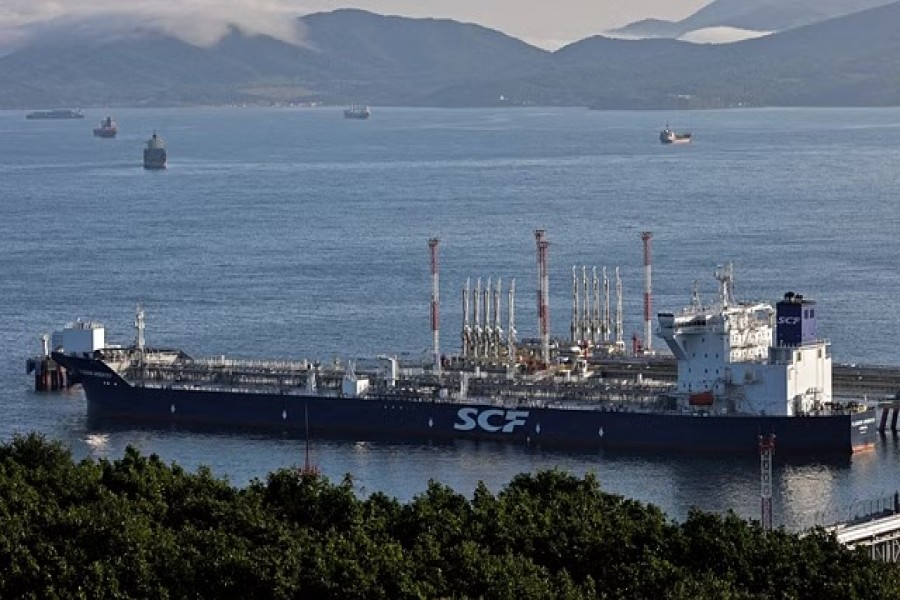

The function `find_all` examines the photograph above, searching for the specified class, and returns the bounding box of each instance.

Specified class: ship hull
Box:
[143,148,167,169]
[56,354,876,455]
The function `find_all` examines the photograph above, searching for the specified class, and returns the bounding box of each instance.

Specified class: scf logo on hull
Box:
[777,316,801,325]
[454,408,530,433]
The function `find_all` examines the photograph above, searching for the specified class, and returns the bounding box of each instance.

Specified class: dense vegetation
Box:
[0,433,897,599]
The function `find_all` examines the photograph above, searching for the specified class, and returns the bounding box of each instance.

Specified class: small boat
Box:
[26,109,85,120]
[343,105,371,119]
[143,132,167,170]
[660,123,691,145]
[93,116,118,138]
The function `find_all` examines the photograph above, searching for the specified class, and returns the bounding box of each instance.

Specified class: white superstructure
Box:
[657,264,831,416]
[51,319,105,356]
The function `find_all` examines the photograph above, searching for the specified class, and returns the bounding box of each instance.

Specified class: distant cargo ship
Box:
[343,105,371,119]
[93,116,118,138]
[26,109,85,120]
[660,123,691,144]
[51,263,875,455]
[143,132,166,169]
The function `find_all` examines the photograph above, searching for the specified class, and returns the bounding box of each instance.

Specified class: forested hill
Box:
[2,5,900,109]
[0,433,897,598]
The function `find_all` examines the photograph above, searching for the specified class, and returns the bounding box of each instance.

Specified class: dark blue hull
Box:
[55,353,877,455]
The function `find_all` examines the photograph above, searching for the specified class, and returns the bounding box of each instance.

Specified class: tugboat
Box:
[343,105,371,119]
[660,122,692,144]
[143,132,167,169]
[93,116,118,138]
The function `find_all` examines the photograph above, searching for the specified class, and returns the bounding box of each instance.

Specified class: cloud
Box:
[0,0,309,49]
[678,27,772,44]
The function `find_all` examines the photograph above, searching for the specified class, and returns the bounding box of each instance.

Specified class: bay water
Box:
[2,106,900,530]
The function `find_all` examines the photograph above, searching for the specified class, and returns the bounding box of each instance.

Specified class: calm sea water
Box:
[2,106,900,530]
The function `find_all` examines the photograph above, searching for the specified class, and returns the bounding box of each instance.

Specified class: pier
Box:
[821,494,900,562]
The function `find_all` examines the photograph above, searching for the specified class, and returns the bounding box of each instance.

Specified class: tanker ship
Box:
[50,266,876,455]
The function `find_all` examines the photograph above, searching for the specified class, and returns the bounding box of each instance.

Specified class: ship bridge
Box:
[657,264,774,365]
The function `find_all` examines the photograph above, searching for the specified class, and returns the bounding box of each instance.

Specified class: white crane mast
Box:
[571,266,579,343]
[615,267,624,348]
[462,278,471,357]
[507,279,516,368]
[474,277,483,358]
[483,276,492,357]
[493,277,503,357]
[134,304,146,352]
[603,267,611,343]
[592,267,601,344]
[428,238,441,376]
[582,266,590,345]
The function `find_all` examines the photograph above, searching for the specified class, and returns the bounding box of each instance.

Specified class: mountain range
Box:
[608,0,897,40]
[2,3,900,110]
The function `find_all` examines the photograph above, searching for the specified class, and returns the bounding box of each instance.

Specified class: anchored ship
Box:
[26,109,85,120]
[143,132,166,169]
[660,122,691,144]
[343,105,371,119]
[93,116,118,138]
[50,263,875,455]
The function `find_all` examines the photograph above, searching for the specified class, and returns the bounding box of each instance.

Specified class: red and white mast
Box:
[535,230,550,366]
[641,231,653,354]
[759,433,776,532]
[428,238,441,376]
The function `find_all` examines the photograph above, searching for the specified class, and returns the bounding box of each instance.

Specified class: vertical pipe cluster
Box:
[429,238,441,376]
[535,230,550,366]
[641,231,653,354]
[570,265,617,345]
[460,277,514,360]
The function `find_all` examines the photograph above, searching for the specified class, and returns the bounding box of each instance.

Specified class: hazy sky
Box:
[1,0,712,49]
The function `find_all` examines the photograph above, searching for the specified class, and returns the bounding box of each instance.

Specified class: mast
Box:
[535,230,550,366]
[582,266,590,345]
[571,266,579,343]
[759,433,775,532]
[615,267,624,349]
[134,304,145,352]
[641,231,653,353]
[603,267,611,343]
[493,277,503,359]
[462,278,471,357]
[474,278,482,358]
[592,267,600,344]
[507,279,516,369]
[428,238,441,376]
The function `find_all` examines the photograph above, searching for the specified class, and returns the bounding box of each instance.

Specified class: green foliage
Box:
[0,433,898,599]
